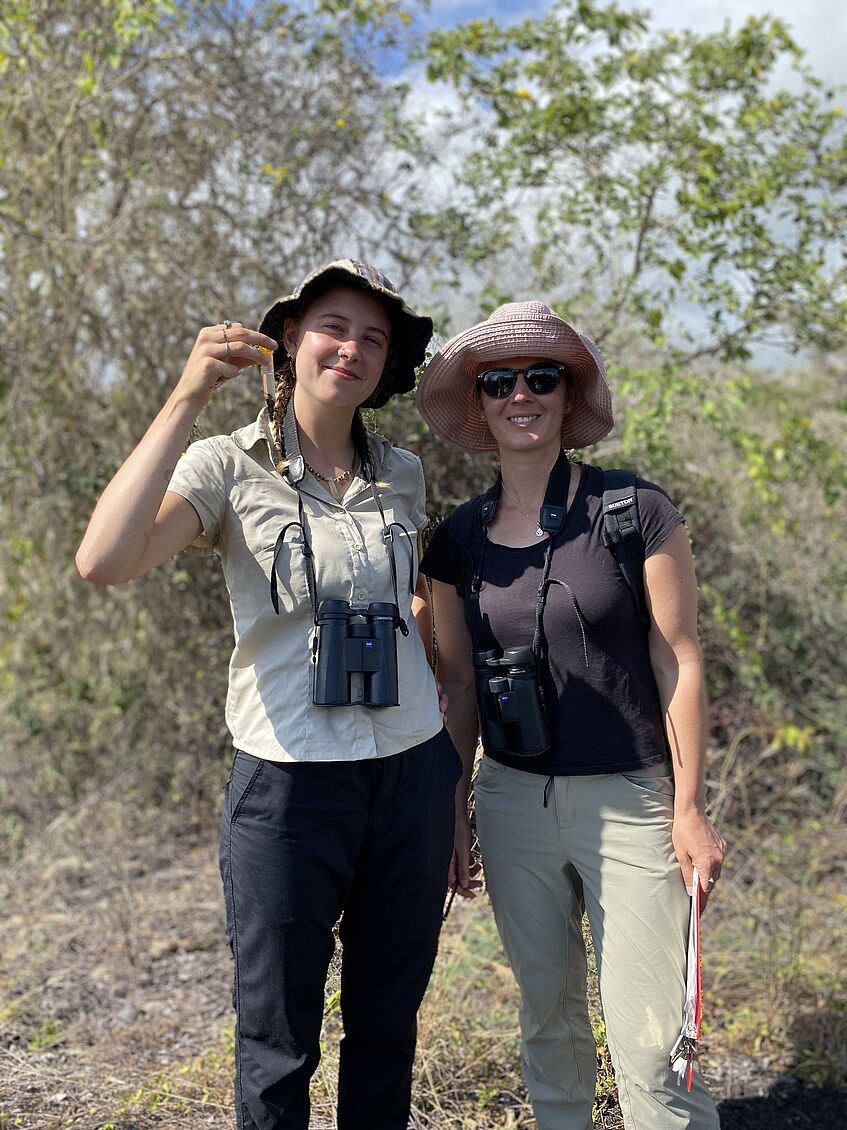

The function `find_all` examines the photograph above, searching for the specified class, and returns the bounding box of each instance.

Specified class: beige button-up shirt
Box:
[167,410,442,763]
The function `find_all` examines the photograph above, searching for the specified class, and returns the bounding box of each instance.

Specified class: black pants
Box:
[219,727,461,1130]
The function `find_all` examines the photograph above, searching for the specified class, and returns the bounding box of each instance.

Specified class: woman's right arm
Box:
[431,578,480,898]
[76,322,276,585]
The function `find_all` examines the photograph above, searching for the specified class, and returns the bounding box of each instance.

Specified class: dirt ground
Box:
[1,797,843,1129]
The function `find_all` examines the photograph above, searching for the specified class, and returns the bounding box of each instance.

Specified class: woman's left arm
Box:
[645,524,726,903]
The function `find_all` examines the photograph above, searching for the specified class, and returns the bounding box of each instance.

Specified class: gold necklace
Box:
[304,460,355,484]
[500,482,545,538]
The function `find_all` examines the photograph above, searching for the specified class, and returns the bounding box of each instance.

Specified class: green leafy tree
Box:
[408,0,847,815]
[0,0,433,850]
[422,0,846,358]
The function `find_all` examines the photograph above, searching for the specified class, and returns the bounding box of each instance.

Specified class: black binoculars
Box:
[313,599,400,708]
[473,646,549,757]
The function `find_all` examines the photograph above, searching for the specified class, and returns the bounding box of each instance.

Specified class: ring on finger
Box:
[223,319,233,329]
[225,339,232,361]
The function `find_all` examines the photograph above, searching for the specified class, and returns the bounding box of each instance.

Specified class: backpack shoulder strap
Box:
[601,469,649,629]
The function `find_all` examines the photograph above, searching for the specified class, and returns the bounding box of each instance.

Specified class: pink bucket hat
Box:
[416,301,614,451]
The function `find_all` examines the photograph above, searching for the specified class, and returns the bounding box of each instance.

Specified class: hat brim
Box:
[258,263,433,410]
[416,312,613,450]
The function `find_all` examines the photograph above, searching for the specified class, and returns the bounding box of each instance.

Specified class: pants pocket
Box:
[619,761,674,798]
[474,754,507,791]
[228,750,266,822]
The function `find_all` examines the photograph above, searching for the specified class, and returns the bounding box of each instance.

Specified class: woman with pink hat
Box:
[418,301,725,1130]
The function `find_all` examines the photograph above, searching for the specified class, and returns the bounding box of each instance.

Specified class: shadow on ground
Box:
[717,1085,847,1128]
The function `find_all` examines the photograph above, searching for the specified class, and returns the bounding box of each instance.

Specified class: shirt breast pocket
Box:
[378,505,419,589]
[229,479,311,618]
[263,536,312,616]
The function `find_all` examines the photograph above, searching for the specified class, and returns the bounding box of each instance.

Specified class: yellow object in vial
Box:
[257,344,275,400]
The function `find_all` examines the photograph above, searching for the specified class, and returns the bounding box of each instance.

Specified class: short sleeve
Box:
[167,437,228,549]
[410,457,428,533]
[420,518,466,593]
[636,477,685,558]
[382,445,429,533]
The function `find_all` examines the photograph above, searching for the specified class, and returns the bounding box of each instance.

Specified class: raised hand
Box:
[175,320,278,408]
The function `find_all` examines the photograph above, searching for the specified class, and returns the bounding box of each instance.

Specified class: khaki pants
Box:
[474,757,719,1130]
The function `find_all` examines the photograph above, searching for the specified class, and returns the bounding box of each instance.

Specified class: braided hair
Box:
[269,295,393,481]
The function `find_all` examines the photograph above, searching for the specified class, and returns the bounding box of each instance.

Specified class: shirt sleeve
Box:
[410,456,428,533]
[166,437,228,550]
[420,517,466,593]
[384,446,429,533]
[636,477,685,558]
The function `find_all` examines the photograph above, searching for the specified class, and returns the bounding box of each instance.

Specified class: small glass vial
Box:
[257,345,275,404]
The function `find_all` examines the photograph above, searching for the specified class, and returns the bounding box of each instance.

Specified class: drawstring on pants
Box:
[542,775,554,808]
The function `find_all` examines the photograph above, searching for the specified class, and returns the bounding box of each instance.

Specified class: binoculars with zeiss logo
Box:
[473,645,549,757]
[313,599,400,708]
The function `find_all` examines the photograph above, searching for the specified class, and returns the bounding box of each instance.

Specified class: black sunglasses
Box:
[476,363,567,399]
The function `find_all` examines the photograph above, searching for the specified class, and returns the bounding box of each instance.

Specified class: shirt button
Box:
[352,542,362,551]
[355,591,366,601]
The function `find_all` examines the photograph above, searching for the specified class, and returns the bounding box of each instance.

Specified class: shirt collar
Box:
[230,407,275,456]
[230,407,392,477]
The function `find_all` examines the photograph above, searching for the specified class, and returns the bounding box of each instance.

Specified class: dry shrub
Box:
[1,793,626,1129]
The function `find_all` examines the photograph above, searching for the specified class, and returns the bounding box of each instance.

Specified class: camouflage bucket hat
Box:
[258,259,433,409]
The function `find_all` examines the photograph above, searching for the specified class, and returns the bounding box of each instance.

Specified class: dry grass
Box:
[0,781,843,1129]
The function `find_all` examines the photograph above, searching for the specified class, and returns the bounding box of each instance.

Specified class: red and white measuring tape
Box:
[669,865,702,1091]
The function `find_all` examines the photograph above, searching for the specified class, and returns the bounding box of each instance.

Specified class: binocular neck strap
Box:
[470,452,573,657]
[270,482,411,639]
[538,452,571,538]
[535,578,589,669]
[368,480,410,637]
[270,488,317,618]
[281,399,306,486]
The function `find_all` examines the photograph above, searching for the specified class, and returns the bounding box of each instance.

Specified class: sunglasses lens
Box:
[478,369,517,398]
[525,366,562,394]
[477,365,563,398]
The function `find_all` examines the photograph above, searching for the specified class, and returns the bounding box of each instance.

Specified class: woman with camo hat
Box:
[77,260,461,1130]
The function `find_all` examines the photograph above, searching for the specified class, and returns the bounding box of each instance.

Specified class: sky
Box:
[403,0,844,362]
[423,0,846,88]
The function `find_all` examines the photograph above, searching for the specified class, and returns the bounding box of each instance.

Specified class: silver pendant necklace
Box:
[501,482,545,537]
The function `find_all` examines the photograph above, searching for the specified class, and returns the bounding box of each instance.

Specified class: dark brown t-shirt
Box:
[421,463,685,775]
